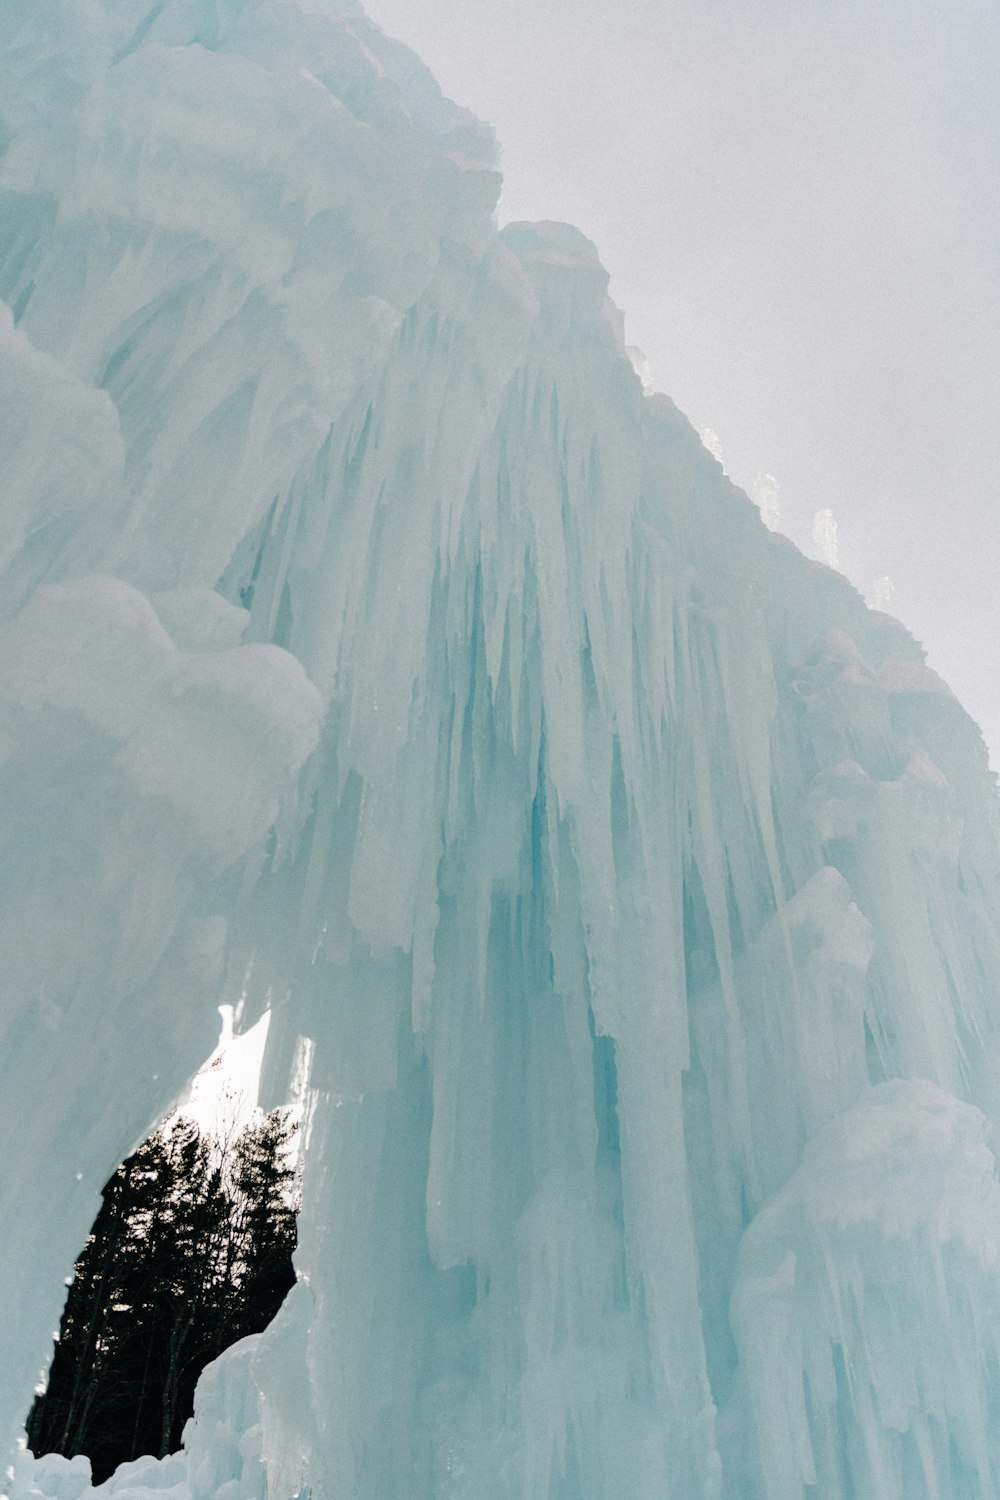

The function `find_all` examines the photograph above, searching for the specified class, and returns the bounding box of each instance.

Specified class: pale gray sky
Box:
[364,0,1000,767]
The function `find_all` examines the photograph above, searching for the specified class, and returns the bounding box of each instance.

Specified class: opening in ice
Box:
[25,1110,298,1486]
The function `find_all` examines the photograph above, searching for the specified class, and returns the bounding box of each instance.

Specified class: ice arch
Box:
[2,4,1000,1498]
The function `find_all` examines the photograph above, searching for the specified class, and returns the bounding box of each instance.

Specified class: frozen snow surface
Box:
[3,3,1000,1498]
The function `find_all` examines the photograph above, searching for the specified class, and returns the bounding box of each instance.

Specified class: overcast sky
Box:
[364,0,1000,767]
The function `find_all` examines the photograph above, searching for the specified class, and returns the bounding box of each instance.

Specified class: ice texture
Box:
[3,3,1000,1499]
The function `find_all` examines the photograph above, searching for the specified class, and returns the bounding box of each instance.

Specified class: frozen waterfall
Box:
[3,3,1000,1498]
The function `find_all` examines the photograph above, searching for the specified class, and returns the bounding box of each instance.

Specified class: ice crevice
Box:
[3,4,1000,1499]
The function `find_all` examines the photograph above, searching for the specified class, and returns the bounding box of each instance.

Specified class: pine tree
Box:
[26,1152,139,1462]
[224,1109,298,1347]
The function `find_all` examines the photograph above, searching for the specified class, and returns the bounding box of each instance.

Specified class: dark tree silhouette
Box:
[27,1111,298,1483]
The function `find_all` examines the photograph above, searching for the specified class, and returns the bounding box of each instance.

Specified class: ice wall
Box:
[3,4,1000,1499]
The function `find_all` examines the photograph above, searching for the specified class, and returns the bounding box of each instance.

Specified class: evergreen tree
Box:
[224,1109,298,1347]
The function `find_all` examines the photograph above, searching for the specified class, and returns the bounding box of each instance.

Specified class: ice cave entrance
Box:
[25,1103,298,1485]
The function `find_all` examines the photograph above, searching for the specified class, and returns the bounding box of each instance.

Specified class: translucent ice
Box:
[4,3,1000,1499]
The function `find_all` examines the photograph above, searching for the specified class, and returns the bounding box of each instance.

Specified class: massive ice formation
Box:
[3,3,1000,1498]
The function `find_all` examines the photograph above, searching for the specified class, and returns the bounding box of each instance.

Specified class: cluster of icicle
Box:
[3,3,1000,1498]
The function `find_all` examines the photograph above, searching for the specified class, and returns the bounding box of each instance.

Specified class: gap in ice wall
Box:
[3,4,1000,1500]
